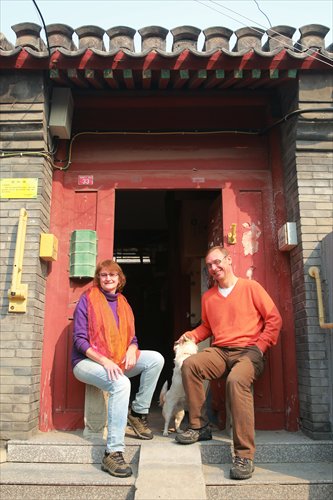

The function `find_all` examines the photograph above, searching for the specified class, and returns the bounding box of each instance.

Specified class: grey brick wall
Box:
[280,72,333,439]
[0,71,52,440]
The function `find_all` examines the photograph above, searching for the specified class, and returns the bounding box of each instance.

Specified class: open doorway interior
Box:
[113,189,221,397]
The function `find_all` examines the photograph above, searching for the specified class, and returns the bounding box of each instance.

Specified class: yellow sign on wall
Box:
[0,178,38,199]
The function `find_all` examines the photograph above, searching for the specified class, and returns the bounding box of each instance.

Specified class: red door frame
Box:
[40,166,299,432]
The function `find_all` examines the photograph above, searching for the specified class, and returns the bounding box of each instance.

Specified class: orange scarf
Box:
[86,286,137,370]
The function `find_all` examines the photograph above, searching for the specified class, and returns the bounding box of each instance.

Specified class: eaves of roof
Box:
[1,23,332,90]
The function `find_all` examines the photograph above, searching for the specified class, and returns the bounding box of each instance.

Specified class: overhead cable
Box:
[195,0,333,68]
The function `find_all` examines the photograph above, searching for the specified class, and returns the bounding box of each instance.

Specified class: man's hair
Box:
[205,246,229,258]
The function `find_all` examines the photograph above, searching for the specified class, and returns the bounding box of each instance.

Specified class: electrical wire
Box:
[25,0,333,69]
[195,0,333,68]
[1,106,332,170]
[3,106,328,171]
[253,0,272,28]
[259,106,333,134]
[207,0,333,62]
[32,0,51,58]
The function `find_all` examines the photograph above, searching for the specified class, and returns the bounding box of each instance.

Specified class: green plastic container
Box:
[69,230,97,278]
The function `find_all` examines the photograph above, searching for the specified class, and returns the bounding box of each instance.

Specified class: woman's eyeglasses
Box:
[99,273,119,279]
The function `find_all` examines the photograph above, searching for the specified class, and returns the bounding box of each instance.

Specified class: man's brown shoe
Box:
[230,456,254,480]
[175,425,212,444]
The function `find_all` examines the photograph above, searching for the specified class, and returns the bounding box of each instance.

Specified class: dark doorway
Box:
[113,189,219,399]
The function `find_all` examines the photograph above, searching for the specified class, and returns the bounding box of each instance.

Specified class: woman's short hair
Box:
[94,259,126,292]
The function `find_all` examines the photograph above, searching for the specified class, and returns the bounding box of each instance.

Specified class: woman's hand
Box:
[103,358,124,381]
[124,344,138,371]
[86,347,123,380]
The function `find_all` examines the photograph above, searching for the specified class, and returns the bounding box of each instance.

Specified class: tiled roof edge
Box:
[2,22,331,55]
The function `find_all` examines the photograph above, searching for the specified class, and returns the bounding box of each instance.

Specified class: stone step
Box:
[135,441,206,500]
[6,429,333,465]
[1,430,332,500]
[6,434,140,465]
[200,430,333,464]
[204,462,333,500]
[0,462,137,500]
[2,461,331,500]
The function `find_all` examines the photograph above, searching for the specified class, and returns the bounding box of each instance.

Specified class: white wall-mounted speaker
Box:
[49,88,73,139]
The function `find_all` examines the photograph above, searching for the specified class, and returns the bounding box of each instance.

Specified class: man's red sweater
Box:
[190,278,282,353]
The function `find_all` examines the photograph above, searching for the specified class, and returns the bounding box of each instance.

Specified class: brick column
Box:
[0,71,52,440]
[280,72,333,439]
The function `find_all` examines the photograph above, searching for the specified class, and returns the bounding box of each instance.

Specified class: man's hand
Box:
[174,332,193,346]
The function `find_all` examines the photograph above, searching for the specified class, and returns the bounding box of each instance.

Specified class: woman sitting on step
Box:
[72,259,164,478]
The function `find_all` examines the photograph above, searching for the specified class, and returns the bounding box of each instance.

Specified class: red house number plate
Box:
[78,175,94,186]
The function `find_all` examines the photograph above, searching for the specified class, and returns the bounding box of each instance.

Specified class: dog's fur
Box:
[159,338,198,436]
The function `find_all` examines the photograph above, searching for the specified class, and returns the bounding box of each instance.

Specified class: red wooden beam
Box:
[142,69,152,89]
[204,69,225,89]
[73,93,270,110]
[188,69,207,89]
[233,69,261,89]
[219,69,243,89]
[173,69,190,89]
[1,44,331,73]
[264,69,298,88]
[158,69,170,89]
[122,69,135,89]
[103,69,119,89]
[67,69,89,88]
[84,69,105,89]
[49,68,70,85]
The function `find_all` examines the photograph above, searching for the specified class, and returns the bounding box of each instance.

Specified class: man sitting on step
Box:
[175,246,282,480]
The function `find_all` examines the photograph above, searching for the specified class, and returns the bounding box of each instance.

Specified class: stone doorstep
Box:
[1,461,331,486]
[1,432,332,500]
[204,462,333,485]
[0,462,138,485]
[206,484,333,500]
[204,463,333,500]
[6,441,140,465]
[0,483,135,500]
[135,441,206,500]
[1,460,332,500]
[5,428,333,465]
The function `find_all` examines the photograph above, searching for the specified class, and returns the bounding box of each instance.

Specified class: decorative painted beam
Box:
[142,69,152,89]
[85,69,105,89]
[204,69,225,89]
[233,69,261,89]
[67,69,89,88]
[219,69,243,89]
[49,68,69,85]
[265,69,298,87]
[188,69,207,89]
[249,69,298,89]
[173,69,190,89]
[103,69,119,89]
[158,69,170,89]
[123,69,135,89]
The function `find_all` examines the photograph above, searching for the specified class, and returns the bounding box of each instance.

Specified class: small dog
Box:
[159,337,198,436]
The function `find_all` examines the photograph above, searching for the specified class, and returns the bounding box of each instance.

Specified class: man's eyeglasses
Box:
[99,272,119,279]
[206,256,227,269]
